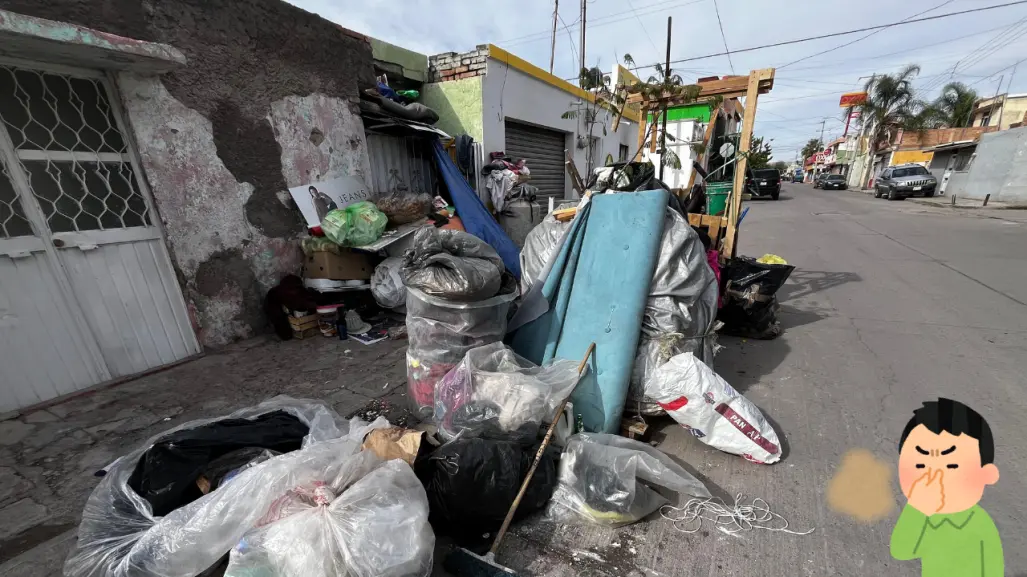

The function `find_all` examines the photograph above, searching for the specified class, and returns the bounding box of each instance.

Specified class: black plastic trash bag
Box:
[415,438,558,541]
[718,256,795,339]
[127,410,309,516]
[402,227,505,301]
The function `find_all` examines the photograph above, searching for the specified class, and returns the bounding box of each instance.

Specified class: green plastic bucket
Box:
[706,182,732,215]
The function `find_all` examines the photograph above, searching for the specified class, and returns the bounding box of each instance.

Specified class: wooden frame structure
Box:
[633,68,775,259]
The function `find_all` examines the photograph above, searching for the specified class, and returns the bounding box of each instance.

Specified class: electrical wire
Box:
[661,494,816,536]
[627,1,1027,73]
[626,0,661,56]
[557,13,580,76]
[497,0,706,49]
[919,17,1027,94]
[777,0,955,70]
[712,0,735,74]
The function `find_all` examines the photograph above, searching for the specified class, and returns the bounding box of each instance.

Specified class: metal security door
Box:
[504,120,568,202]
[0,61,199,412]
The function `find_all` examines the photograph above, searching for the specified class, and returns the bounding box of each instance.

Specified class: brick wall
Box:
[895,126,999,149]
[429,45,488,82]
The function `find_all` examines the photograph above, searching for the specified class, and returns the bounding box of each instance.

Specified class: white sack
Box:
[646,353,782,464]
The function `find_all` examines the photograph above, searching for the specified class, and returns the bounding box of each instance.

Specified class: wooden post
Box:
[565,149,585,196]
[723,68,774,260]
[634,105,648,161]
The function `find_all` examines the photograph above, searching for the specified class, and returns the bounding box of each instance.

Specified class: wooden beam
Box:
[565,149,585,195]
[723,68,773,259]
[634,105,648,161]
[626,71,774,105]
[649,108,659,153]
[684,105,721,196]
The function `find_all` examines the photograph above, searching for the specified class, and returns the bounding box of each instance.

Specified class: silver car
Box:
[874,164,938,200]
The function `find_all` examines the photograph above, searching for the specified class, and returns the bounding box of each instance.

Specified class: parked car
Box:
[746,168,781,199]
[822,174,847,190]
[812,173,828,188]
[874,164,938,200]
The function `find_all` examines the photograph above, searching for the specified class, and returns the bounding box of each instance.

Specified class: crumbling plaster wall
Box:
[0,0,377,347]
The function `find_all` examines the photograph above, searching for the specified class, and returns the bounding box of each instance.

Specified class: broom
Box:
[443,342,596,577]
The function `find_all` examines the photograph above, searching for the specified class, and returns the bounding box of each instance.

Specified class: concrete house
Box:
[0,2,382,412]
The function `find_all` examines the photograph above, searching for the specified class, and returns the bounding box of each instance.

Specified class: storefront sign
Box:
[839,92,868,108]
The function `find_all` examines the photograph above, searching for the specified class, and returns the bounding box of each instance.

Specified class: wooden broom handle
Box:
[489,342,596,555]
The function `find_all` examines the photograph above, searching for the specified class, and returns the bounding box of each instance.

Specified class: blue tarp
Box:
[432,140,521,278]
[507,190,669,433]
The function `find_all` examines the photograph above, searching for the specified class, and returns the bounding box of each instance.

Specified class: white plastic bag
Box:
[433,343,580,443]
[545,433,710,527]
[64,397,389,577]
[646,353,782,464]
[224,456,433,577]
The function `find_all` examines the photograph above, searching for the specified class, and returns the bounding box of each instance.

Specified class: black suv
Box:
[874,164,938,200]
[747,168,781,200]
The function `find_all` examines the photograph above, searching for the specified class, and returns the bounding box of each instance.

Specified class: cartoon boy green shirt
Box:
[890,398,1003,577]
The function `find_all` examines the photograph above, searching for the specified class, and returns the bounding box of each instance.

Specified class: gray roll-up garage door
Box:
[504,120,568,202]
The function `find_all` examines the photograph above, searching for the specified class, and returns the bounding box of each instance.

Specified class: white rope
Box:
[660,493,816,536]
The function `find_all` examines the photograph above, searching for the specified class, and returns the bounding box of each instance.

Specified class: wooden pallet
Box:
[687,213,726,250]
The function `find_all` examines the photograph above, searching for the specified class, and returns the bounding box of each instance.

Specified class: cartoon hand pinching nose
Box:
[890,399,1003,577]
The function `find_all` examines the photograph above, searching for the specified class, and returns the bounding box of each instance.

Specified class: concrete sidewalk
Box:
[0,334,411,576]
[906,195,1027,210]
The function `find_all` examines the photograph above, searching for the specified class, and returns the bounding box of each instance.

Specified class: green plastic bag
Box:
[321,202,388,247]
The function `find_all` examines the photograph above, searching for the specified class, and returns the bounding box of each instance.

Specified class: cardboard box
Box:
[303,250,372,280]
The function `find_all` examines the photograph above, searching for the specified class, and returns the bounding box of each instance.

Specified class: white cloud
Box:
[287,0,1027,159]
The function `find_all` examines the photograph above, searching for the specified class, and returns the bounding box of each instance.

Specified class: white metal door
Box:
[0,61,199,412]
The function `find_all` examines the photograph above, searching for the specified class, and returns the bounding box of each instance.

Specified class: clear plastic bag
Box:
[64,397,389,577]
[371,257,407,309]
[401,227,505,301]
[433,343,580,444]
[321,201,388,247]
[645,352,782,464]
[223,456,433,577]
[375,192,433,225]
[406,287,516,417]
[545,433,711,527]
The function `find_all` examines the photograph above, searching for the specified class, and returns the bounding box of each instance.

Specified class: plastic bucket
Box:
[706,182,732,215]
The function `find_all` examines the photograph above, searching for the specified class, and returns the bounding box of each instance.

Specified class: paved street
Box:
[506,182,1027,576]
[4,183,1027,576]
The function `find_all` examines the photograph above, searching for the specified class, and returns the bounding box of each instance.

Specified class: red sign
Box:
[839,91,868,108]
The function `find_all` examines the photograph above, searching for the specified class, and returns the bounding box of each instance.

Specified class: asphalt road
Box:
[500,183,1027,576]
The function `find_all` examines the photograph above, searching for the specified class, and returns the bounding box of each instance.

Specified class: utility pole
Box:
[997,65,1016,130]
[579,0,586,75]
[659,16,672,181]
[549,0,559,74]
[990,74,1004,128]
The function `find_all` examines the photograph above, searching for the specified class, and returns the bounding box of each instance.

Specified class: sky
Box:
[286,0,1027,162]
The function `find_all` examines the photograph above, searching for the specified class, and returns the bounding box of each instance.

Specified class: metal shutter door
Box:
[504,120,567,201]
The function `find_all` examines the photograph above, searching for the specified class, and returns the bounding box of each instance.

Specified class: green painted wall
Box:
[421,77,484,141]
[647,102,712,123]
[370,38,428,82]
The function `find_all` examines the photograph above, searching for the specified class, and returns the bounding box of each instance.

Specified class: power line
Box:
[919,17,1027,94]
[712,0,735,74]
[777,0,955,70]
[626,0,661,55]
[628,1,1027,72]
[497,0,705,48]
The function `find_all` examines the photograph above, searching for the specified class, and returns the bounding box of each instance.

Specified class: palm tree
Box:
[856,64,923,185]
[926,82,979,128]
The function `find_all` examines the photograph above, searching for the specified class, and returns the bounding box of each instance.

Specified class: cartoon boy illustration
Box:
[891,398,1002,576]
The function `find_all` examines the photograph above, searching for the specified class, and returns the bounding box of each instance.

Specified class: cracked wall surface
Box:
[0,0,376,347]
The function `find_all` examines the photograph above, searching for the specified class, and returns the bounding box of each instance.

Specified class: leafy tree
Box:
[745,136,773,169]
[924,82,979,128]
[771,160,789,173]
[801,138,823,161]
[856,65,925,170]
